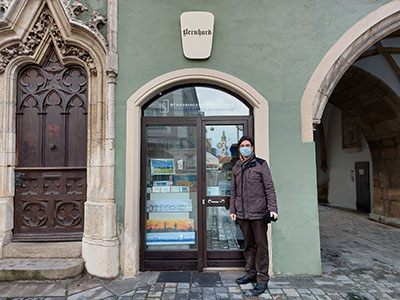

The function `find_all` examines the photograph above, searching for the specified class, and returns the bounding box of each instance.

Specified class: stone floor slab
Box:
[2,206,400,299]
[0,282,66,298]
[66,286,114,300]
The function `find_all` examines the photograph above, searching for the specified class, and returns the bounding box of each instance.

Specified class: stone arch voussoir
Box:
[301,1,400,142]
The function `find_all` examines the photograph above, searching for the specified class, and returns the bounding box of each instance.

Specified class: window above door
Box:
[143,85,252,117]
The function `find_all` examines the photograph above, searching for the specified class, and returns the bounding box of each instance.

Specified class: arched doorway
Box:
[123,68,270,276]
[140,84,253,270]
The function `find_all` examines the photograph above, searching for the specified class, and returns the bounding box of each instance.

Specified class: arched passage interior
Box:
[315,30,400,226]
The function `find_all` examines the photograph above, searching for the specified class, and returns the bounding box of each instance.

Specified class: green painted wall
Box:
[115,0,391,274]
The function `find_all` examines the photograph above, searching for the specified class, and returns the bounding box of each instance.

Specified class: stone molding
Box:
[0,8,97,75]
[301,0,400,142]
[122,68,271,277]
[61,0,108,48]
[0,0,119,278]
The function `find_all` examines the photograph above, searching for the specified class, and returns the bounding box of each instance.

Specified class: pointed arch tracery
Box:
[0,6,97,75]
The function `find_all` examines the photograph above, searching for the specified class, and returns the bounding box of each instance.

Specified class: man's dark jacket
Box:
[230,154,278,220]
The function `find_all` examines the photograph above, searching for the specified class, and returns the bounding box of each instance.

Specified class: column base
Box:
[82,235,119,278]
[0,231,12,259]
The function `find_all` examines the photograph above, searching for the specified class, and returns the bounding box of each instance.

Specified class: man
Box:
[230,136,278,296]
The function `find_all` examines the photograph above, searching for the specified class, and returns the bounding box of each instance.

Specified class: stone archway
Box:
[301,1,400,142]
[0,0,119,278]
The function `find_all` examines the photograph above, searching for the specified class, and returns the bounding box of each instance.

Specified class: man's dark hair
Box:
[238,136,254,148]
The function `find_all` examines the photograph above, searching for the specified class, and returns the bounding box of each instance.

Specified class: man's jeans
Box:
[237,218,269,284]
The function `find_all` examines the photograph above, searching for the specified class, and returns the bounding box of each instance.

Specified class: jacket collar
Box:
[237,153,256,169]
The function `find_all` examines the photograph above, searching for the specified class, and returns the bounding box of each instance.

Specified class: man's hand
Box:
[270,212,278,221]
[230,213,236,221]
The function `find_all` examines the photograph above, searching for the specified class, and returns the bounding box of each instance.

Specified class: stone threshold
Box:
[2,241,82,259]
[0,258,84,281]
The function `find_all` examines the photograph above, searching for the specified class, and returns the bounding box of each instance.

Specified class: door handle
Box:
[207,199,225,205]
[15,172,25,187]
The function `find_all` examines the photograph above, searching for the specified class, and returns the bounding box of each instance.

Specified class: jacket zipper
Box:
[241,165,245,219]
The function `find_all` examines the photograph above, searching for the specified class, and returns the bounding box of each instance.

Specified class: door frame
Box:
[124,68,270,276]
[200,118,252,270]
[140,116,253,271]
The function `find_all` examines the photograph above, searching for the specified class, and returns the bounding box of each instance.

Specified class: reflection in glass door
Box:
[203,124,246,268]
[143,124,199,269]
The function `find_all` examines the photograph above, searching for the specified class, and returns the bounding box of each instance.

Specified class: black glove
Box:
[262,210,277,225]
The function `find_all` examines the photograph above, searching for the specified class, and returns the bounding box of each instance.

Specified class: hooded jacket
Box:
[230,154,278,220]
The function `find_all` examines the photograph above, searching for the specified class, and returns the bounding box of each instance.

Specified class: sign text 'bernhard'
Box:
[180,12,214,59]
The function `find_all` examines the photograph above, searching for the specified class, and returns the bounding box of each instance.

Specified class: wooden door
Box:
[355,161,371,213]
[13,48,88,241]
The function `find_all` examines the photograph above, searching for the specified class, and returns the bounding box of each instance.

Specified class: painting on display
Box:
[342,114,362,152]
[146,219,194,232]
[150,159,175,175]
[173,174,197,187]
[146,232,195,245]
[146,200,192,213]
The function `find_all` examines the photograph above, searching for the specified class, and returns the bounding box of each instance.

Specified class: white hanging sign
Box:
[180,11,214,59]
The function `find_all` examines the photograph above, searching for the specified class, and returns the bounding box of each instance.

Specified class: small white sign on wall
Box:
[180,11,214,59]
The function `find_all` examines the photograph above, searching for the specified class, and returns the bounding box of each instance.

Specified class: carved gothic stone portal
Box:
[0,7,97,75]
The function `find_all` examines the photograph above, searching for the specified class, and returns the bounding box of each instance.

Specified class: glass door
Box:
[201,120,250,268]
[141,84,253,271]
[141,120,200,270]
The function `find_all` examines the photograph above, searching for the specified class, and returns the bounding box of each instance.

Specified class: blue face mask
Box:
[240,146,252,157]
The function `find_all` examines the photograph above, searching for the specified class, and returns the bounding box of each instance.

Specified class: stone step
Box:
[3,242,82,258]
[0,258,84,281]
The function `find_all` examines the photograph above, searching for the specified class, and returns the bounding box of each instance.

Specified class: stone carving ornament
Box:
[61,0,107,38]
[62,0,87,18]
[0,0,10,12]
[88,10,107,30]
[71,0,88,17]
[0,8,97,75]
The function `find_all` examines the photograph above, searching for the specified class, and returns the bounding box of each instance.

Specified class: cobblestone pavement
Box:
[1,205,400,299]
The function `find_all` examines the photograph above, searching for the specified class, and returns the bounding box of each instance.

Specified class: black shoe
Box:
[250,283,268,296]
[235,275,257,285]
